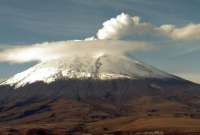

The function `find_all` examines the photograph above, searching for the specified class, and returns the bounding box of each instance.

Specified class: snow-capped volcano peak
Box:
[1,54,173,88]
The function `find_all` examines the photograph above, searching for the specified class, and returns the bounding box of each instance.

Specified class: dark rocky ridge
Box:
[0,78,199,135]
[0,77,199,104]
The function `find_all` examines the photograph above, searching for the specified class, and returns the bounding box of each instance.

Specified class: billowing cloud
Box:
[96,13,200,41]
[96,13,154,40]
[0,40,152,64]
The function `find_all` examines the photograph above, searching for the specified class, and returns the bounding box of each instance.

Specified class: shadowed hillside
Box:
[0,78,200,134]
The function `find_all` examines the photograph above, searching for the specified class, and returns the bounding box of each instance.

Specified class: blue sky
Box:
[0,0,200,83]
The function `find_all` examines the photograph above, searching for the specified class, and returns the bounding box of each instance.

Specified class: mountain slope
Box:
[0,54,200,135]
[1,54,173,88]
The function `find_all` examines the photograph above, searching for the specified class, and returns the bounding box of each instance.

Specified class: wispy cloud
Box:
[0,40,152,64]
[96,13,200,41]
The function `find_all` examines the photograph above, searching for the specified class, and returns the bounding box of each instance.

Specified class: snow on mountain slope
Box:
[1,54,173,88]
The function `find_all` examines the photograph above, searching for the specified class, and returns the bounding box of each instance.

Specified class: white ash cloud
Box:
[1,13,199,64]
[96,13,200,41]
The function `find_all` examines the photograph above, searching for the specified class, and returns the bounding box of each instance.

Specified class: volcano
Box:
[0,54,200,135]
[1,54,174,87]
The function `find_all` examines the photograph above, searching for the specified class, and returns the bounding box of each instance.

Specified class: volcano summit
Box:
[2,54,173,88]
[0,54,200,135]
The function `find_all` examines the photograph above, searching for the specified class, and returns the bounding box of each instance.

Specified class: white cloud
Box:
[0,40,152,64]
[159,24,200,40]
[96,12,200,41]
[96,13,154,40]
